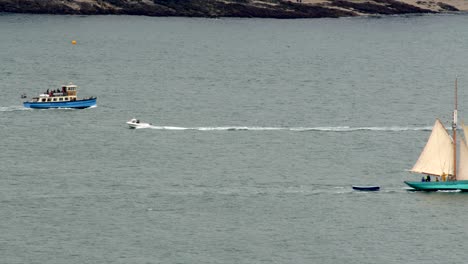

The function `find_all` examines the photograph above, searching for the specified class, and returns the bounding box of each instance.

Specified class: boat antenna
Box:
[452,77,458,181]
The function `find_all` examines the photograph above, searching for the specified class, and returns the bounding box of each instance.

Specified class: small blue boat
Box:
[352,185,380,191]
[23,83,96,109]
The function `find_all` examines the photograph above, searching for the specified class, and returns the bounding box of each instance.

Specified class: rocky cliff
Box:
[0,0,461,18]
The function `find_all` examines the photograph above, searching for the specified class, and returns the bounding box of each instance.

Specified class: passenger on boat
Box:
[421,176,425,182]
[426,175,431,182]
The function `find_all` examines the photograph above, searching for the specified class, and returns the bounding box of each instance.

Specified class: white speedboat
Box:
[126,118,151,129]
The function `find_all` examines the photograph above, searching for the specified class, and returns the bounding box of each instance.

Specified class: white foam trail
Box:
[150,126,189,130]
[146,125,432,132]
[294,126,432,132]
[0,105,97,111]
[198,126,283,131]
[0,106,30,112]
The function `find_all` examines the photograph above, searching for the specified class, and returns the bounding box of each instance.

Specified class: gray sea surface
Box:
[1,13,468,264]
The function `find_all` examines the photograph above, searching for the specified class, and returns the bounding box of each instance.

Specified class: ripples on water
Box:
[2,13,468,264]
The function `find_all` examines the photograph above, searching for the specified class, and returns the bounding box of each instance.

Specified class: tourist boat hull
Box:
[23,98,96,109]
[352,185,380,191]
[404,180,468,191]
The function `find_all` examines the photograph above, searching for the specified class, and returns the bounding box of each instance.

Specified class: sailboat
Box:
[405,79,468,191]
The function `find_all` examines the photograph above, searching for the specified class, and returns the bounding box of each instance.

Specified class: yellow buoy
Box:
[71,40,77,45]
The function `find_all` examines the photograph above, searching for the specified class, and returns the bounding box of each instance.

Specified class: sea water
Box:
[1,13,468,264]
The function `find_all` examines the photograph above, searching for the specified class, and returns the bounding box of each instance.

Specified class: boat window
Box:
[59,98,63,101]
[65,97,69,101]
[42,98,46,102]
[47,98,51,102]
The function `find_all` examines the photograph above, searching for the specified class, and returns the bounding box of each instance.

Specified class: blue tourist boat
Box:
[23,83,96,109]
[405,79,468,191]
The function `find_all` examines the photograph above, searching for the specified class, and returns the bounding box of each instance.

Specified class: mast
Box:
[452,78,458,181]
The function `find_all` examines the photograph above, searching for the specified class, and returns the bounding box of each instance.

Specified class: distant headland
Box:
[0,0,465,18]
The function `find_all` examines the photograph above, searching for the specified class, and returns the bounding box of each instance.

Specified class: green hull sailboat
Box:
[405,79,468,191]
[404,180,468,191]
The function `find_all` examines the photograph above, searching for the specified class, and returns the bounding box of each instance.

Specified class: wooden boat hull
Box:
[23,98,96,109]
[404,180,468,191]
[352,185,380,191]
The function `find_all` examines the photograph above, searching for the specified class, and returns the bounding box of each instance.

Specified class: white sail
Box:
[457,123,468,180]
[410,119,454,176]
[457,138,468,180]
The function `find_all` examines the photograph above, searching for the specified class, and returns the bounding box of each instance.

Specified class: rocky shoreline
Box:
[0,0,463,18]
